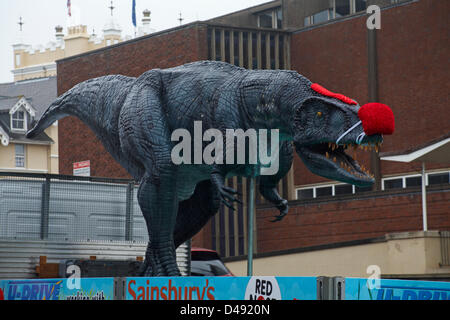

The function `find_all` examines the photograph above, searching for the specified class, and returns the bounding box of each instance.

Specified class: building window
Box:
[354,0,367,12]
[257,7,282,29]
[297,188,314,200]
[276,8,283,29]
[296,171,450,200]
[304,16,312,26]
[428,172,450,185]
[11,110,26,130]
[15,144,25,168]
[383,178,403,190]
[296,183,355,200]
[382,171,450,190]
[316,186,333,197]
[335,0,351,17]
[258,11,273,28]
[15,54,21,66]
[304,0,370,27]
[313,9,332,24]
[405,176,422,188]
[335,184,353,195]
[355,185,372,193]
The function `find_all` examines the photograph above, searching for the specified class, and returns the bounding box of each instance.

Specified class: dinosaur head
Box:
[292,83,394,187]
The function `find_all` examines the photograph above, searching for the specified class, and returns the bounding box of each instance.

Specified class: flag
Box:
[67,0,71,17]
[132,0,137,27]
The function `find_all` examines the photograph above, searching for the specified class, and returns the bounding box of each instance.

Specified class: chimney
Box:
[55,25,64,41]
[142,9,151,26]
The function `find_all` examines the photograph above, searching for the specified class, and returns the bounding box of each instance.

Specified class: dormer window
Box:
[12,110,26,130]
[9,97,35,133]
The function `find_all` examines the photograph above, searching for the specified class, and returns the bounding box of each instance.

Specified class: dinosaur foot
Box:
[270,199,289,223]
[138,242,181,276]
[219,186,242,211]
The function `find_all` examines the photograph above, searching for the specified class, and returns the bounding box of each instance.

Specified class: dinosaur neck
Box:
[240,85,295,140]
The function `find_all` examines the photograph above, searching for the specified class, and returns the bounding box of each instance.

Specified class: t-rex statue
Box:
[27,61,394,276]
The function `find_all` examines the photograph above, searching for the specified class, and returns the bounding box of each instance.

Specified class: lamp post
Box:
[247,176,255,276]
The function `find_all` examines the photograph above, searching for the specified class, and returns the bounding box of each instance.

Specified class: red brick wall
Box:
[290,0,450,186]
[256,186,450,253]
[57,24,208,177]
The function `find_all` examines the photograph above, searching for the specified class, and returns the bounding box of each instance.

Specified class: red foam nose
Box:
[358,103,395,136]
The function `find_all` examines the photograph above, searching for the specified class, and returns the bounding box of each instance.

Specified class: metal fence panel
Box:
[0,174,148,242]
[0,239,190,279]
[0,173,190,279]
[0,179,43,239]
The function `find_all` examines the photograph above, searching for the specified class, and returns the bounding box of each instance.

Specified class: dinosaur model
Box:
[27,61,394,276]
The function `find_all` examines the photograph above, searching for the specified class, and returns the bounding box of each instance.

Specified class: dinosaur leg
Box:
[173,179,221,249]
[118,70,182,276]
[138,170,181,276]
[259,141,293,222]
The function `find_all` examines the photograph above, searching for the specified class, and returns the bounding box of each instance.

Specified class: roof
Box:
[0,110,53,145]
[380,133,450,164]
[0,77,57,119]
[0,77,56,146]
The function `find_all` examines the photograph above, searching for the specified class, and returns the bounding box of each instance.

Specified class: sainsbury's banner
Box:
[345,278,450,300]
[126,276,317,300]
[0,278,114,300]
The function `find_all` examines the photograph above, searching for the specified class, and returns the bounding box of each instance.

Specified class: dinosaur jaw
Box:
[296,142,379,187]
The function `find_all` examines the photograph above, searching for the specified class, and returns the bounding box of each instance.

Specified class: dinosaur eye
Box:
[317,111,323,117]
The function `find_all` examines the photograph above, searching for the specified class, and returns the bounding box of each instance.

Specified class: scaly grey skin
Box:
[28,61,382,276]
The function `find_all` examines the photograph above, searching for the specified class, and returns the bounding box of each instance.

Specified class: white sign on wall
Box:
[73,160,90,177]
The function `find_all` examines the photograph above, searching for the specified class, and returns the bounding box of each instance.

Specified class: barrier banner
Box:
[0,278,114,300]
[345,277,450,300]
[126,276,317,300]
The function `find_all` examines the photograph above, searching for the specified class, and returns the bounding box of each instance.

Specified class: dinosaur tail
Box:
[26,93,70,139]
[26,76,107,139]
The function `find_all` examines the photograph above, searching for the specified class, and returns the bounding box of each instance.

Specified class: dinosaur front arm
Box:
[259,140,293,222]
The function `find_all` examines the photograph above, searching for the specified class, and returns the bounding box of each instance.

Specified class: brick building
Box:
[55,0,449,278]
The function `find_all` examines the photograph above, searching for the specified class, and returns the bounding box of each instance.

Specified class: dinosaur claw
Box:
[222,186,238,194]
[222,200,236,211]
[219,186,242,209]
[270,213,287,223]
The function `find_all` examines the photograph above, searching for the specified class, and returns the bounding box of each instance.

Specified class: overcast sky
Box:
[0,0,270,83]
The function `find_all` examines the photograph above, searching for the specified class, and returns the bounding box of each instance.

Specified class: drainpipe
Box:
[367,27,381,191]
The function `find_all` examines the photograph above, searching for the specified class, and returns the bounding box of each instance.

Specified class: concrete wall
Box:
[225,231,450,278]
